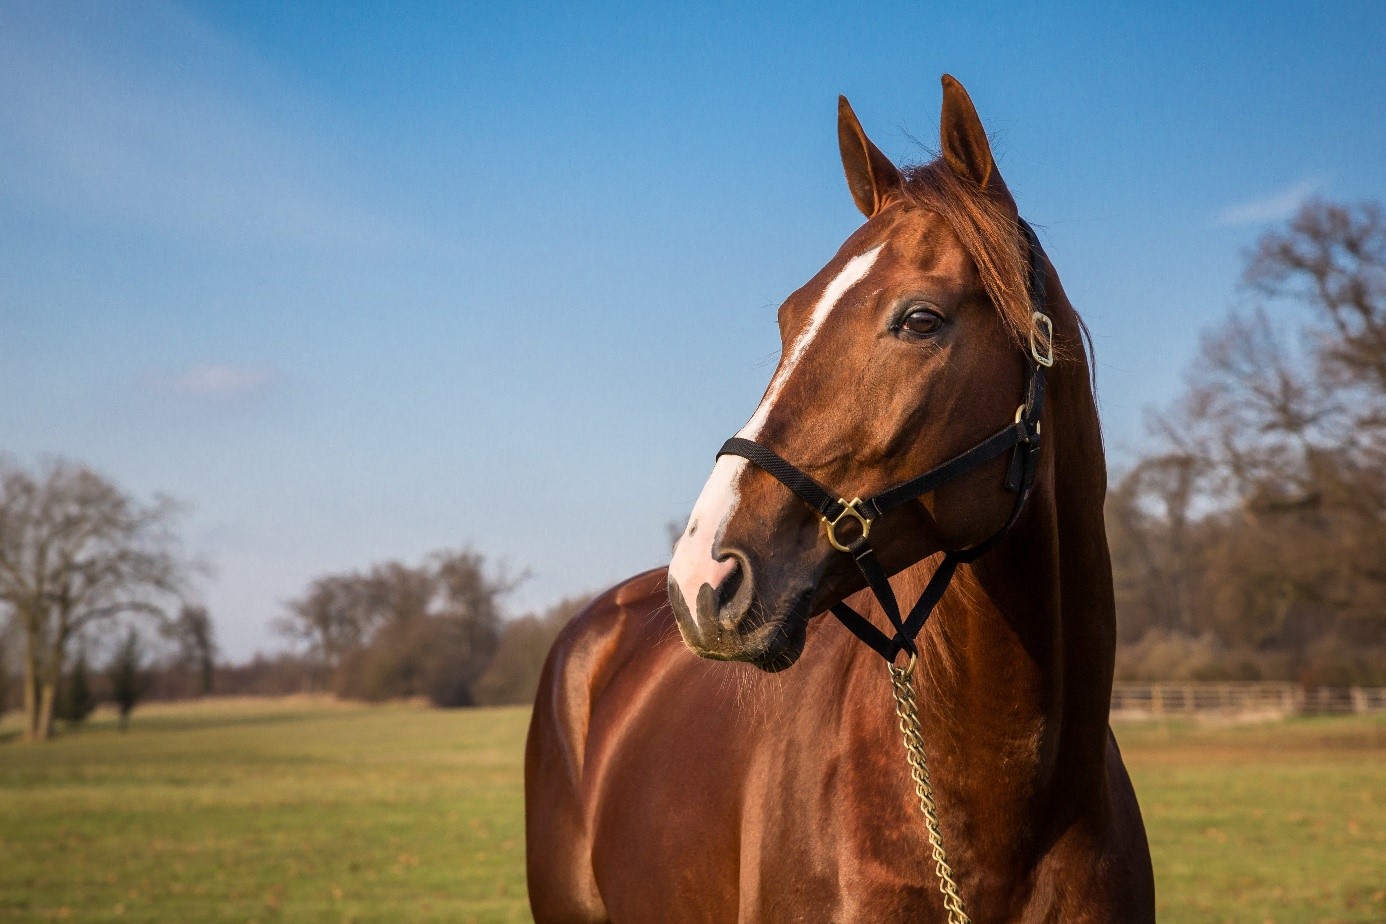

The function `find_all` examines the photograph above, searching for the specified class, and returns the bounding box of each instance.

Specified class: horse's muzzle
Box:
[667,561,808,671]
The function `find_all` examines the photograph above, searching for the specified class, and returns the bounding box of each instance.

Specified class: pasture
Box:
[1,699,1381,923]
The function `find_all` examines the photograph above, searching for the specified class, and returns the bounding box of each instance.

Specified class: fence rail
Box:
[1110,682,1386,718]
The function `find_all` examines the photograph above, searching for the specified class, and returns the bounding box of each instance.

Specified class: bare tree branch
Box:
[0,458,193,741]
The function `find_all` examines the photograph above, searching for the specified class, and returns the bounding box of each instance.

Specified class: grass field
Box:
[1,699,1381,923]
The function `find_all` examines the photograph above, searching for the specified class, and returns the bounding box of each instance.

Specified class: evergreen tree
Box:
[54,648,97,725]
[109,628,147,731]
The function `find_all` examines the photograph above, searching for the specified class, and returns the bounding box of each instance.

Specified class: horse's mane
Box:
[899,160,1037,349]
[903,161,1099,421]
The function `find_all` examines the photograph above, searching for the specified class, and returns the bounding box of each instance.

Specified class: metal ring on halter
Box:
[822,497,871,553]
[887,649,919,675]
[1014,403,1040,437]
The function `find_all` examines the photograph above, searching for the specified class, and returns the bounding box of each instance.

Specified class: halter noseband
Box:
[717,219,1053,665]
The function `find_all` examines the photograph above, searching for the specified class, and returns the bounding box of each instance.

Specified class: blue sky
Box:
[3,1,1384,658]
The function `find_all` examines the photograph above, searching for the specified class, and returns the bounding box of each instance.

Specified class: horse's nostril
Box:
[716,557,743,608]
[690,557,747,631]
[695,581,719,632]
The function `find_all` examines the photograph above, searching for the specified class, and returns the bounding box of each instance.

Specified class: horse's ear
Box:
[939,75,998,189]
[838,96,903,218]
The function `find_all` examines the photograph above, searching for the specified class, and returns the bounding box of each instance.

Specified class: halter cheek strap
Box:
[717,219,1051,665]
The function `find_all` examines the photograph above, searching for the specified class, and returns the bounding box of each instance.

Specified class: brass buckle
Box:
[823,497,871,553]
[1030,311,1054,368]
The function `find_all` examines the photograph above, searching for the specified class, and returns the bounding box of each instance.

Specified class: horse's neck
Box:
[896,314,1115,835]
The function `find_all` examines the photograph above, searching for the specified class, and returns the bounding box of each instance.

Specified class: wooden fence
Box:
[1110,682,1386,718]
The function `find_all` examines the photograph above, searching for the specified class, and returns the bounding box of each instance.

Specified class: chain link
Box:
[888,655,971,924]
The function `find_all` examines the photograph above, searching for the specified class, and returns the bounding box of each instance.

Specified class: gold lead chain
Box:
[888,656,971,924]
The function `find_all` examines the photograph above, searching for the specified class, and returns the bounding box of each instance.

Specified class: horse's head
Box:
[668,76,1046,670]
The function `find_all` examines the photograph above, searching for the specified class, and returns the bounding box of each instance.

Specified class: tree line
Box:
[0,456,578,741]
[4,198,1381,743]
[271,549,584,708]
[0,460,216,741]
[1108,199,1386,684]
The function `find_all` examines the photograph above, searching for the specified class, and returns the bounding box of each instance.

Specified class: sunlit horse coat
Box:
[526,76,1156,923]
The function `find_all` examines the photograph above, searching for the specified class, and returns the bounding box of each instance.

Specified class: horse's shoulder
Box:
[551,566,670,672]
[531,567,671,757]
[527,577,669,924]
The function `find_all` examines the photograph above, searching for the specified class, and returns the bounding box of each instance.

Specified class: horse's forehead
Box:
[788,208,972,317]
[887,207,972,270]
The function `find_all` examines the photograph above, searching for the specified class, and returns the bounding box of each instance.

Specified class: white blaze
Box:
[669,244,883,613]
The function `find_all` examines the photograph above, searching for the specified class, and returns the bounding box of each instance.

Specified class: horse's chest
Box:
[735,734,942,911]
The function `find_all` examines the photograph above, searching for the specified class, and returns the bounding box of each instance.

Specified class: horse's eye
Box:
[899,308,944,338]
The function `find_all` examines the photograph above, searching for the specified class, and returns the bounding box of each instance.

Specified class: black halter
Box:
[717,219,1053,665]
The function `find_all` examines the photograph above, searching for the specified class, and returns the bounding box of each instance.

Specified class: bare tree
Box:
[1107,453,1204,641]
[282,548,519,706]
[274,572,379,686]
[1112,200,1386,682]
[335,549,518,706]
[430,549,517,698]
[0,458,192,742]
[1162,308,1335,504]
[1247,200,1386,399]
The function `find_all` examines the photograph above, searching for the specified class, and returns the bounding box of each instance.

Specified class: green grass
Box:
[1119,716,1384,922]
[0,699,529,923]
[1,700,1381,922]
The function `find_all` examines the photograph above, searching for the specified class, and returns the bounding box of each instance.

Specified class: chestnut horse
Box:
[527,76,1155,922]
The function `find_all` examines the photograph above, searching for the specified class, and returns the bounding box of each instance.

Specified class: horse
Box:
[526,75,1155,923]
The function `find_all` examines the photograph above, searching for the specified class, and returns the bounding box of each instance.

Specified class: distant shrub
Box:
[474,596,591,706]
[1116,630,1221,682]
[334,614,484,707]
[1115,628,1386,684]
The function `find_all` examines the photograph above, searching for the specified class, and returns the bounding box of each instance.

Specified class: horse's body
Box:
[527,78,1155,922]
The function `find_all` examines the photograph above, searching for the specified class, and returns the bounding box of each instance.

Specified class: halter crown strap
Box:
[716,218,1051,664]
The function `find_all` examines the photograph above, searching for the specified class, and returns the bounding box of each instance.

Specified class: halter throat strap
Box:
[716,218,1051,665]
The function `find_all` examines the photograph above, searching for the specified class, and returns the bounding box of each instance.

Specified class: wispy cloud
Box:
[154,364,276,399]
[1216,178,1320,227]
